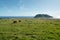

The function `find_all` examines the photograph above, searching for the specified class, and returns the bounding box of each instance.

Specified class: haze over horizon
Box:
[0,0,60,18]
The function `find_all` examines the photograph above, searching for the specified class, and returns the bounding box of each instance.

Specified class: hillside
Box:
[0,18,60,40]
[34,14,53,18]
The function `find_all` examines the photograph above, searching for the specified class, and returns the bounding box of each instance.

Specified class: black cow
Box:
[13,21,17,23]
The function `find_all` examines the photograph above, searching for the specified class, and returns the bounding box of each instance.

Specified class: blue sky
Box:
[0,0,60,18]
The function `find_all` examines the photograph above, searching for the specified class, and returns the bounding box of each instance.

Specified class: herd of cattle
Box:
[13,20,21,23]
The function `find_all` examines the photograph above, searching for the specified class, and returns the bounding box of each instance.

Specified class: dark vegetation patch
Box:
[54,24,59,25]
[25,34,34,36]
[49,32,54,34]
[47,36,55,39]
[56,33,60,36]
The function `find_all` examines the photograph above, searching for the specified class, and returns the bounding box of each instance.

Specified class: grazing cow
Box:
[18,20,21,22]
[13,21,17,23]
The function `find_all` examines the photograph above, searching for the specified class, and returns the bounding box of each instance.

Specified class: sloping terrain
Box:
[0,18,60,40]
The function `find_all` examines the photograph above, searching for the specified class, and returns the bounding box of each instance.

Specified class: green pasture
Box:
[0,18,60,40]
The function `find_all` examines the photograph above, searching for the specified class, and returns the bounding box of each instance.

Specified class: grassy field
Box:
[0,18,60,40]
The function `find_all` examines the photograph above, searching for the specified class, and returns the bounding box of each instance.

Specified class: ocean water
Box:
[0,16,34,19]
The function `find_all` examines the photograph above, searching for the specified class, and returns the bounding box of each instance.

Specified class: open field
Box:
[0,18,60,40]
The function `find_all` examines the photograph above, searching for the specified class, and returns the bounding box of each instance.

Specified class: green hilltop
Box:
[34,14,53,18]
